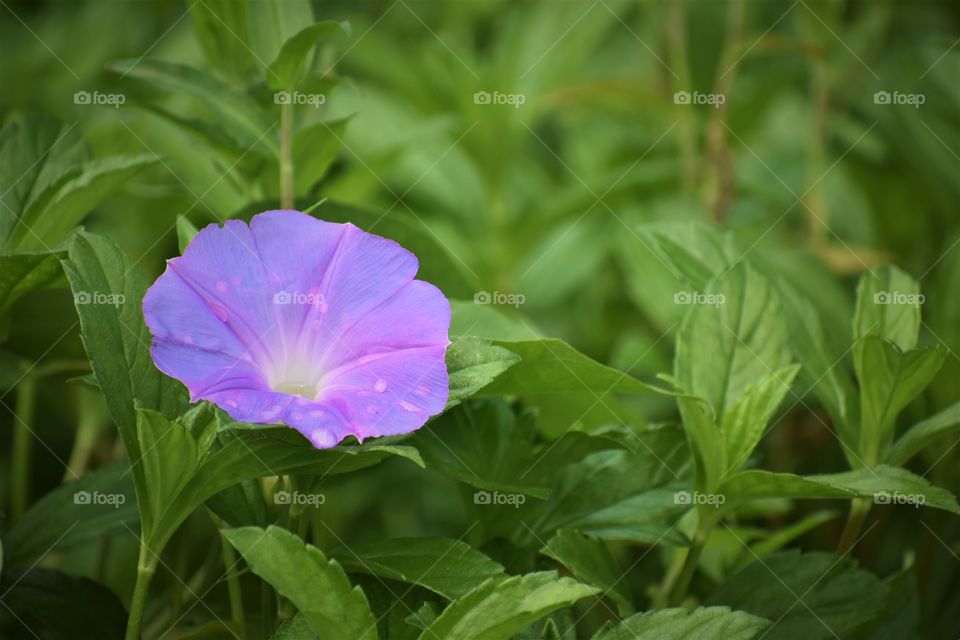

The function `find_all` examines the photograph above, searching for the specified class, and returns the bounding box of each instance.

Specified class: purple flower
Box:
[143,210,451,448]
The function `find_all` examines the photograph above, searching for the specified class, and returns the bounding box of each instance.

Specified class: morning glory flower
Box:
[143,210,451,448]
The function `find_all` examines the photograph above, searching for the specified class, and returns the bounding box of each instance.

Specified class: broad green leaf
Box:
[721,364,800,471]
[708,551,886,640]
[0,569,127,639]
[332,537,505,600]
[888,400,960,465]
[188,0,256,80]
[636,221,739,290]
[853,266,922,351]
[446,337,520,405]
[478,338,676,397]
[0,114,87,245]
[591,606,769,640]
[675,263,792,417]
[294,117,348,194]
[108,59,278,155]
[224,525,377,640]
[541,530,633,615]
[677,394,727,497]
[2,463,137,567]
[271,614,318,639]
[9,154,157,252]
[418,572,597,640]
[449,300,539,341]
[247,0,315,75]
[0,252,64,333]
[267,21,350,90]
[718,465,960,514]
[61,231,186,510]
[853,336,945,464]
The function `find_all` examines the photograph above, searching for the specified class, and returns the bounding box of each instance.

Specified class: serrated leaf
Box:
[224,525,377,640]
[332,537,505,600]
[853,336,945,464]
[636,222,740,290]
[541,530,633,615]
[418,572,597,640]
[591,606,769,640]
[853,266,922,351]
[708,551,886,640]
[446,337,520,405]
[267,21,350,90]
[722,364,800,471]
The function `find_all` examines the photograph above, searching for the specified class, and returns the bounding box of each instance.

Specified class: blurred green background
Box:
[1,0,958,637]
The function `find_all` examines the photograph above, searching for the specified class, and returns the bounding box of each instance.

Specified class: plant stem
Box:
[666,526,709,606]
[836,497,872,554]
[11,376,37,520]
[126,539,159,640]
[220,529,246,638]
[280,101,295,209]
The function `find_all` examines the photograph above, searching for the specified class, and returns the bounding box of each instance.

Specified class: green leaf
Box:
[332,537,505,600]
[293,117,348,194]
[0,569,127,639]
[478,338,675,397]
[449,300,538,341]
[541,530,633,615]
[591,607,769,640]
[267,21,350,90]
[223,525,377,640]
[708,551,886,640]
[675,263,792,417]
[446,337,520,405]
[108,59,278,156]
[0,113,87,245]
[418,572,597,640]
[246,0,315,76]
[636,222,740,290]
[271,614,319,639]
[853,336,945,464]
[0,252,64,334]
[721,364,800,471]
[719,465,960,514]
[8,154,157,252]
[853,266,922,351]
[888,400,960,465]
[176,215,199,253]
[61,231,186,510]
[188,0,257,80]
[2,463,137,567]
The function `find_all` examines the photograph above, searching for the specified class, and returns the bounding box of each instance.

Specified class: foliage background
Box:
[0,0,958,638]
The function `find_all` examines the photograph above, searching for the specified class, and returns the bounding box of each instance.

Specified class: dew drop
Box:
[216,280,229,293]
[210,303,229,323]
[398,400,421,413]
[309,410,325,418]
[367,405,381,415]
[374,378,388,393]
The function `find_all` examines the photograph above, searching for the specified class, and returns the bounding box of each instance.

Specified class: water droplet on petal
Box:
[309,410,325,418]
[367,405,381,415]
[399,400,421,413]
[216,280,229,293]
[231,276,242,286]
[210,303,229,323]
[415,385,430,396]
[309,430,336,448]
[374,378,388,393]
[226,400,238,409]
[292,412,304,421]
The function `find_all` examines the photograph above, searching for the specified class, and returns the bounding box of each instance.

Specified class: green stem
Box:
[664,525,710,607]
[11,376,38,520]
[280,101,295,209]
[220,529,246,638]
[125,540,159,640]
[836,497,872,554]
